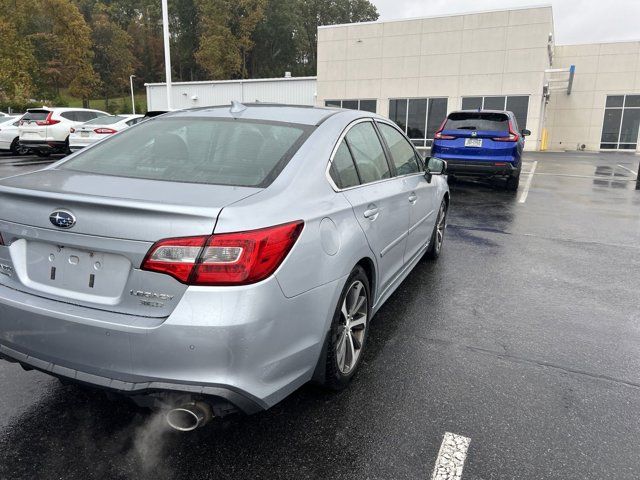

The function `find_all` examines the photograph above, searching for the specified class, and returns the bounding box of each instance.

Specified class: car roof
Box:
[26,107,106,113]
[167,103,340,126]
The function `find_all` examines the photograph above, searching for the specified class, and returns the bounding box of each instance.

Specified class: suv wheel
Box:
[322,266,371,390]
[506,173,520,191]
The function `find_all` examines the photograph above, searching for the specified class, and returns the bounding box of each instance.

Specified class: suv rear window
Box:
[60,117,310,187]
[444,112,509,132]
[22,110,50,122]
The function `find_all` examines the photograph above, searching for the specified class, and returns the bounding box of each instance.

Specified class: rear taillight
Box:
[434,118,455,140]
[493,121,519,142]
[70,128,75,133]
[36,112,60,126]
[141,221,304,286]
[434,132,456,140]
[94,128,117,134]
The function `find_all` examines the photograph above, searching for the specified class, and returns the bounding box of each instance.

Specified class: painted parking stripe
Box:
[617,164,638,176]
[518,160,537,204]
[431,432,471,480]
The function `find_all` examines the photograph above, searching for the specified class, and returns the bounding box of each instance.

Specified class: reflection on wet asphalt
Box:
[1,152,640,479]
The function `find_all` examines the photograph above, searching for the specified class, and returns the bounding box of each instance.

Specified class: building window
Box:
[461,96,530,131]
[388,98,448,147]
[600,95,640,150]
[325,99,377,113]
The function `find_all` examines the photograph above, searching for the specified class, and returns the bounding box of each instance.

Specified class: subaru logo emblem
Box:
[49,210,76,229]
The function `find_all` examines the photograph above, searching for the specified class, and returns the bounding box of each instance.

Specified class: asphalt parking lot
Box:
[1,151,639,479]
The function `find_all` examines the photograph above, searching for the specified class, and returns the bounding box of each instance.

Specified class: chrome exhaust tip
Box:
[166,402,213,432]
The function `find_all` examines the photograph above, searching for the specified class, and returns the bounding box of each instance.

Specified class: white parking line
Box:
[431,432,471,480]
[617,164,638,176]
[518,160,537,204]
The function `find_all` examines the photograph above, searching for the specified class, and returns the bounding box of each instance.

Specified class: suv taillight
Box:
[141,221,304,286]
[434,118,455,140]
[493,121,519,142]
[36,112,60,126]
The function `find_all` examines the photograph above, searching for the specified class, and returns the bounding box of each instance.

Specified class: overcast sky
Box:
[373,0,640,45]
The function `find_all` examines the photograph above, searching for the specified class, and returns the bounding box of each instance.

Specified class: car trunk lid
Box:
[0,169,260,318]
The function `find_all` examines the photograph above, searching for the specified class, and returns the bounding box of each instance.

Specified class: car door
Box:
[377,121,438,262]
[333,120,410,297]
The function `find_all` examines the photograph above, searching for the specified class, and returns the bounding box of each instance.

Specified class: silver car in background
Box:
[0,104,449,431]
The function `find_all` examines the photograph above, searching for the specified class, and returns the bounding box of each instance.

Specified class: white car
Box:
[19,107,108,157]
[0,116,31,155]
[69,114,143,152]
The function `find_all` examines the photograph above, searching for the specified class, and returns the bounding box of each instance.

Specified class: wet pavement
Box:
[1,151,639,479]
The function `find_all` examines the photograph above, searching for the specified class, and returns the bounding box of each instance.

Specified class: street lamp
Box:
[161,0,172,110]
[129,74,136,115]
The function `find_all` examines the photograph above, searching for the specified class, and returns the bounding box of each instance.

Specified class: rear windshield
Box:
[84,115,126,126]
[60,117,310,187]
[444,112,509,132]
[22,110,50,122]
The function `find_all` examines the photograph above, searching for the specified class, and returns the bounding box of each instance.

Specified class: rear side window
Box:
[445,112,509,132]
[378,123,420,175]
[345,122,390,184]
[60,111,77,121]
[330,140,360,189]
[22,110,49,122]
[60,117,309,187]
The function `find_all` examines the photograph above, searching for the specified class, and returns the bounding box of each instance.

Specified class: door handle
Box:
[363,207,379,219]
[408,193,417,204]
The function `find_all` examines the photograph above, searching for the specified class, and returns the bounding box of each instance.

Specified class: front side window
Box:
[345,122,390,184]
[378,123,420,175]
[61,117,309,187]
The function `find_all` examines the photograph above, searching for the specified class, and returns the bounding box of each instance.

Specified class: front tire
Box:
[322,266,371,390]
[426,199,447,260]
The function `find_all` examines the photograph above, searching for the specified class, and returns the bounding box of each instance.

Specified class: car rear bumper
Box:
[444,159,520,177]
[19,140,66,151]
[0,275,341,413]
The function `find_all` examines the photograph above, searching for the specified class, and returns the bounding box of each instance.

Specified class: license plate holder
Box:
[81,131,90,138]
[465,138,483,147]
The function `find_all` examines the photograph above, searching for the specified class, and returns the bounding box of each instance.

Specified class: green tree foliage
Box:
[0,0,378,107]
[90,11,135,107]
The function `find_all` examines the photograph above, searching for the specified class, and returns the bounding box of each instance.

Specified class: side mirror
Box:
[425,157,447,183]
[521,129,531,137]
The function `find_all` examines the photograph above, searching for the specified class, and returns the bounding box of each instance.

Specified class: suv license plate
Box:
[465,138,482,147]
[81,131,90,137]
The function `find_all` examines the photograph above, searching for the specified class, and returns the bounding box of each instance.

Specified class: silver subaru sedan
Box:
[0,104,449,431]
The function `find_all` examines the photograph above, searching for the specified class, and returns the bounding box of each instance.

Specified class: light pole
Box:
[161,0,172,110]
[129,74,136,115]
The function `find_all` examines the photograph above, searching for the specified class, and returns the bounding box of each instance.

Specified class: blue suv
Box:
[431,110,530,190]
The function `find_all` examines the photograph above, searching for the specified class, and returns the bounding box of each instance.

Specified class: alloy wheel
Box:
[435,202,447,253]
[336,280,368,375]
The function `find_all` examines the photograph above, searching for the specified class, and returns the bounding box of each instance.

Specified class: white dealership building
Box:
[146,5,640,152]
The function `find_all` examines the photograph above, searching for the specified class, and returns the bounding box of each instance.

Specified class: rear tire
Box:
[506,173,520,191]
[426,199,447,260]
[322,266,371,391]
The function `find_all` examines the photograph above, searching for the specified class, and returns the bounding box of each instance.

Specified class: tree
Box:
[0,18,36,105]
[195,0,266,79]
[90,11,135,108]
